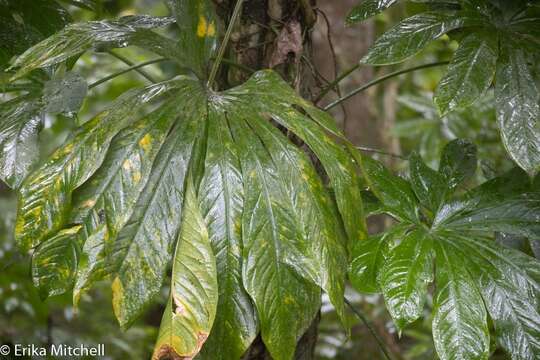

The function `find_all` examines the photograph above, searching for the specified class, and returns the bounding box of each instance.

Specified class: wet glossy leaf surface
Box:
[434,33,497,115]
[15,81,180,251]
[496,41,540,177]
[0,97,42,188]
[43,72,87,116]
[9,15,176,79]
[346,0,398,25]
[379,228,434,330]
[432,239,490,360]
[359,2,540,175]
[152,179,218,359]
[361,12,471,65]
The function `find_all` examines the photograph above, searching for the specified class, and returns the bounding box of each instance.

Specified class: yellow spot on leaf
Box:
[63,225,82,235]
[123,159,132,171]
[284,296,295,305]
[197,16,208,37]
[139,134,152,152]
[207,22,216,37]
[82,199,96,208]
[111,277,124,320]
[133,171,142,183]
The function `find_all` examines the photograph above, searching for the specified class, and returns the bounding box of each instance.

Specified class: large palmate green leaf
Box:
[15,65,363,360]
[9,15,177,80]
[496,41,540,177]
[434,32,497,115]
[167,0,219,77]
[350,139,540,360]
[152,178,218,359]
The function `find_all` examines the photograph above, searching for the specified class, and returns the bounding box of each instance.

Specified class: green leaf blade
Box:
[380,229,434,329]
[152,179,218,359]
[361,12,468,65]
[432,240,490,360]
[438,139,477,190]
[15,82,177,252]
[109,90,206,328]
[346,0,398,25]
[0,97,42,188]
[167,0,219,76]
[454,236,540,360]
[69,103,180,301]
[197,106,258,359]
[434,33,497,115]
[409,151,447,213]
[350,226,408,294]
[9,15,175,80]
[495,41,540,176]
[229,114,321,360]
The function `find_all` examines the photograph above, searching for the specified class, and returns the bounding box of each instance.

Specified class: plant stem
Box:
[315,63,360,103]
[88,58,168,89]
[207,0,245,88]
[323,61,449,111]
[344,297,394,360]
[108,50,158,83]
[357,146,406,159]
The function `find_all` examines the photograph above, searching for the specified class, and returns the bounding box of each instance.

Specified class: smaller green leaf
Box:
[495,39,540,176]
[350,225,408,294]
[43,71,87,116]
[432,240,490,360]
[361,12,472,65]
[438,139,477,189]
[360,155,419,223]
[434,32,497,115]
[152,178,218,360]
[452,235,540,360]
[379,229,434,330]
[409,151,447,213]
[346,0,398,25]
